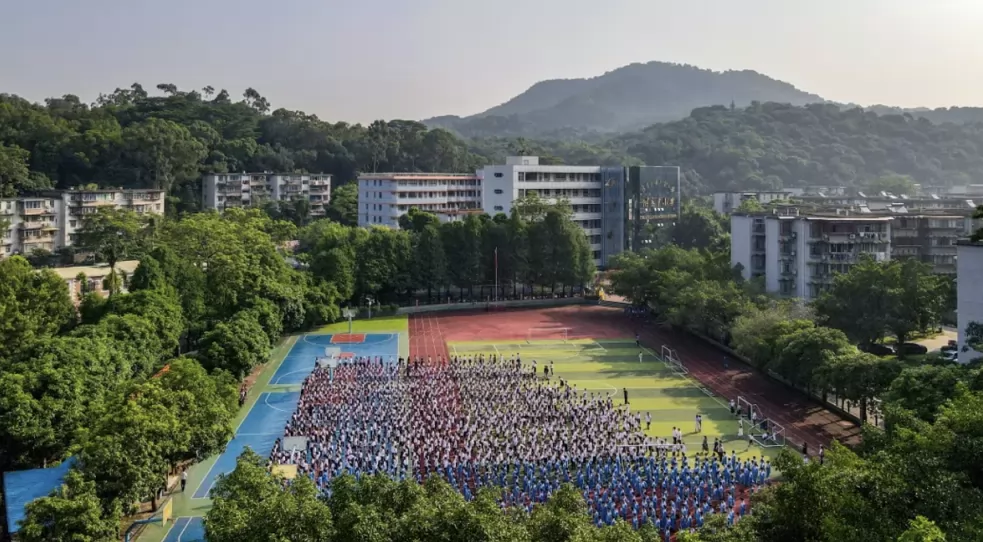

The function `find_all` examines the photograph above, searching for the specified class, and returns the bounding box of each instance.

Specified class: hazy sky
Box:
[3,0,983,124]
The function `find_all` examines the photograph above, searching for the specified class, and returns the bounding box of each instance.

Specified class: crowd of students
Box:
[269,353,769,537]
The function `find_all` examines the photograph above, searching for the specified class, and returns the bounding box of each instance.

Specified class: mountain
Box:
[424,61,824,138]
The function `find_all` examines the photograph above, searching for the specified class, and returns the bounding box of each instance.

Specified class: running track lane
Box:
[634,318,861,454]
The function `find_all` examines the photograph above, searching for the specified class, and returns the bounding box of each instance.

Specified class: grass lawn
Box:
[451,338,784,463]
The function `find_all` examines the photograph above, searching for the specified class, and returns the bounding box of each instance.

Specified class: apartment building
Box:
[731,212,892,300]
[478,156,630,267]
[52,260,141,304]
[357,173,482,227]
[201,173,332,216]
[890,214,978,275]
[956,240,983,363]
[1,188,165,258]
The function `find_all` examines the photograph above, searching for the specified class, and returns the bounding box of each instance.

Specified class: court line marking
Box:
[642,346,731,411]
[272,368,313,385]
[176,517,191,542]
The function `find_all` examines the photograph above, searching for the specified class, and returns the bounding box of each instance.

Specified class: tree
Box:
[0,256,75,361]
[119,118,207,192]
[326,182,358,226]
[867,174,918,197]
[17,469,119,542]
[775,326,854,390]
[897,516,947,542]
[671,204,729,252]
[413,224,447,301]
[198,310,271,378]
[884,365,968,422]
[74,207,145,294]
[0,142,31,197]
[730,302,815,369]
[734,198,765,213]
[207,449,334,542]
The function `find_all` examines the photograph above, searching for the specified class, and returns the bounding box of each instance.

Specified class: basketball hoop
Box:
[342,307,357,334]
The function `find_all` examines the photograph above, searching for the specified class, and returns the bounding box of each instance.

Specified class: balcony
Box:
[18,205,56,216]
[70,198,117,207]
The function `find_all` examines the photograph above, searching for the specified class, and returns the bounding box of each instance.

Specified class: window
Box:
[494,189,504,194]
[494,206,504,211]
[494,172,503,178]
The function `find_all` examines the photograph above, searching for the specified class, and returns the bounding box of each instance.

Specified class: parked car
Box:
[894,343,929,356]
[862,343,894,356]
[942,350,959,362]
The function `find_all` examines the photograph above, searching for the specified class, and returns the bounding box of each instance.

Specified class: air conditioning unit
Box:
[881,232,888,239]
[823,234,830,241]
[849,234,856,239]
[792,270,798,275]
[822,255,828,261]
[791,250,796,256]
[791,232,797,239]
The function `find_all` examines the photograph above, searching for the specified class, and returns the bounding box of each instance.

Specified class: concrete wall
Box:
[957,242,983,363]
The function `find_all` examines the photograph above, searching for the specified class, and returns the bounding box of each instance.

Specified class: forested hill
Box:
[424,61,824,138]
[0,85,485,207]
[468,102,983,196]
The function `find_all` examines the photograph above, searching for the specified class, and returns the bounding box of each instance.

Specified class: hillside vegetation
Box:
[425,61,824,137]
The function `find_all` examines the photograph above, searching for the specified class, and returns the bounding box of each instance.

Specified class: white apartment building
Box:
[1,188,166,258]
[731,213,892,300]
[478,156,621,266]
[202,173,332,216]
[957,240,983,363]
[357,173,482,227]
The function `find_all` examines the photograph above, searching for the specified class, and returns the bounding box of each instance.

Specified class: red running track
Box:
[409,305,861,454]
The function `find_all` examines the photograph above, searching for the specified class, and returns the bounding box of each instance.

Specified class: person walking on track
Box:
[623,387,629,405]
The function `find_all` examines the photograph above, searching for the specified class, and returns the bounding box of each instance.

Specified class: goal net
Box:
[749,419,785,448]
[660,345,688,376]
[527,327,570,343]
[737,396,762,422]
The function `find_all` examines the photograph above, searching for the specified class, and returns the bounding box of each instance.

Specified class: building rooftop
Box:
[48,260,141,281]
[358,173,479,179]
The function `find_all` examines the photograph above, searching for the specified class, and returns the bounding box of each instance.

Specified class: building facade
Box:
[478,156,627,267]
[357,173,482,228]
[956,240,983,363]
[890,214,977,275]
[202,173,332,216]
[1,189,165,258]
[731,213,892,300]
[627,166,681,252]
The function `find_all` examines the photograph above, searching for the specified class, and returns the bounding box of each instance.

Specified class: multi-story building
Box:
[956,240,983,363]
[712,191,791,215]
[889,214,978,275]
[52,260,142,304]
[479,156,633,267]
[357,172,482,228]
[201,173,332,215]
[627,165,681,252]
[1,188,165,258]
[731,212,892,300]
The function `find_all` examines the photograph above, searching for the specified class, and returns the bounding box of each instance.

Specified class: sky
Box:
[2,0,983,124]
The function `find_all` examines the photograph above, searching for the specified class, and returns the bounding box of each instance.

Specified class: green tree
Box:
[867,174,918,197]
[198,310,271,378]
[413,224,447,301]
[75,207,146,294]
[0,256,75,361]
[671,204,729,251]
[118,118,207,192]
[17,469,119,542]
[884,365,968,422]
[327,182,359,226]
[775,326,854,390]
[897,516,947,542]
[730,301,815,369]
[0,142,31,197]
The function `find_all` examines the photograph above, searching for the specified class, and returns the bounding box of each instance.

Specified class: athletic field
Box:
[449,337,782,462]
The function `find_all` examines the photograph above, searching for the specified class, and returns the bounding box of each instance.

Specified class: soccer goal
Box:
[749,419,786,448]
[527,327,570,343]
[660,345,688,376]
[737,396,762,422]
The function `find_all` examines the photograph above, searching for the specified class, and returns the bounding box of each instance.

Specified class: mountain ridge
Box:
[423,61,825,138]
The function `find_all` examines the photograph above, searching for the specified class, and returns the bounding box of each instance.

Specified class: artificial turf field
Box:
[450,338,783,463]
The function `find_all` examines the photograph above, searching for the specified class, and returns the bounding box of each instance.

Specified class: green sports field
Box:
[450,338,783,462]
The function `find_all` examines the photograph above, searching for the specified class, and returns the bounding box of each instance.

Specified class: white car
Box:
[942,350,958,362]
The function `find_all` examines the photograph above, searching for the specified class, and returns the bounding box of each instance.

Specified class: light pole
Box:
[494,247,499,302]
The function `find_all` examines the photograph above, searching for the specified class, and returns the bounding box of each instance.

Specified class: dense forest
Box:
[5,84,983,209]
[0,84,485,208]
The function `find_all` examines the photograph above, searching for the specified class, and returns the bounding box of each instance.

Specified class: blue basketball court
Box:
[191,392,300,499]
[269,333,400,386]
[162,517,205,542]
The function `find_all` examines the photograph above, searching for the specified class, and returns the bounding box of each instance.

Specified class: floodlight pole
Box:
[494,246,499,302]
